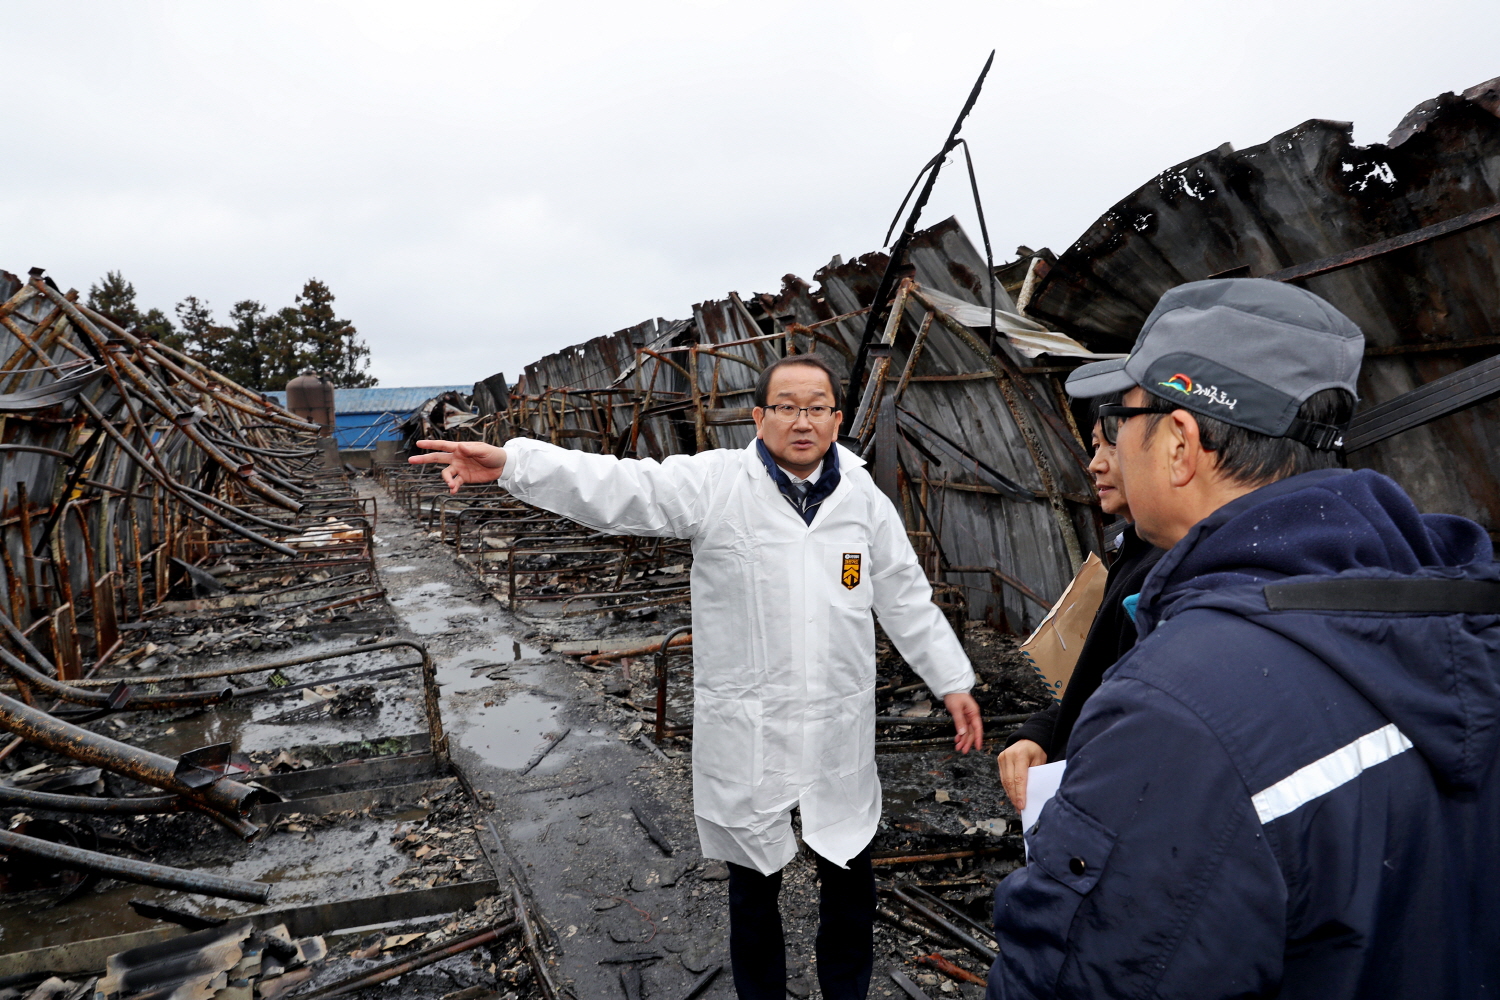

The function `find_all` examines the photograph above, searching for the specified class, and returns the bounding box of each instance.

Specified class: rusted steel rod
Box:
[0,691,264,833]
[0,642,232,710]
[295,920,520,999]
[903,883,1000,945]
[655,626,693,743]
[0,827,270,902]
[872,847,1008,866]
[74,396,299,557]
[581,631,692,666]
[69,298,319,433]
[0,443,74,460]
[0,785,181,814]
[889,886,996,961]
[915,953,986,986]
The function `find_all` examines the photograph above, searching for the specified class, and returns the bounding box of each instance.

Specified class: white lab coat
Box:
[499,437,974,873]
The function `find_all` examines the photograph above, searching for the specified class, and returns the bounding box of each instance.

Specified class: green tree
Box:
[87,271,140,329]
[87,271,182,348]
[138,307,183,350]
[174,296,230,370]
[292,279,376,387]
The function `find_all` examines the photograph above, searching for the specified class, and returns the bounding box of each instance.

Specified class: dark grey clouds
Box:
[3,1,1497,385]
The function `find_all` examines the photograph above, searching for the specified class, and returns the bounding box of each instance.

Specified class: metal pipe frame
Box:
[0,827,270,902]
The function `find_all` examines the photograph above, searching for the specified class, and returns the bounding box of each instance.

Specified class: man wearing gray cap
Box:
[985,279,1500,999]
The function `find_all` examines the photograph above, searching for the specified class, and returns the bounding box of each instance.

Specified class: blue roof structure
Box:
[263,385,471,449]
[263,386,469,415]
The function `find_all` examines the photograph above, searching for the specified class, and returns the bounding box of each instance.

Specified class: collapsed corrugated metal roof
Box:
[1025,75,1500,533]
[406,76,1500,632]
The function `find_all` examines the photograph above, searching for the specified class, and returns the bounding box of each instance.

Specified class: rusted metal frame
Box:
[0,497,25,628]
[706,328,789,351]
[454,504,538,554]
[0,281,38,319]
[943,567,1052,610]
[687,346,709,451]
[914,291,1084,571]
[728,291,776,367]
[910,287,1090,469]
[0,689,265,836]
[846,51,994,402]
[1261,200,1500,283]
[891,310,937,406]
[654,625,693,742]
[75,395,300,557]
[138,339,306,425]
[0,827,270,902]
[549,580,691,606]
[29,421,110,560]
[638,347,694,382]
[0,308,87,369]
[0,618,230,709]
[99,344,302,512]
[504,539,639,606]
[298,921,521,999]
[0,309,72,391]
[80,306,319,432]
[16,482,41,615]
[172,482,296,532]
[888,885,996,961]
[853,278,914,442]
[695,346,765,374]
[1364,336,1500,357]
[513,885,561,1000]
[0,784,180,814]
[49,513,84,679]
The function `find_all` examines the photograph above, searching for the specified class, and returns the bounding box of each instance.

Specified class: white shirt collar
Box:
[783,461,823,486]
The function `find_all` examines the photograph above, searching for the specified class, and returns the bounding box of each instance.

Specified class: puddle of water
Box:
[384,565,416,573]
[455,688,562,770]
[436,638,546,695]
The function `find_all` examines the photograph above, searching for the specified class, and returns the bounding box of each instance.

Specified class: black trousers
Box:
[726,845,875,1000]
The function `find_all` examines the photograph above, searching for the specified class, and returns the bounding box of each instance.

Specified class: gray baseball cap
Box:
[1066,278,1363,447]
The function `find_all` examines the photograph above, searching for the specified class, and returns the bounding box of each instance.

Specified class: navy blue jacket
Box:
[987,469,1500,999]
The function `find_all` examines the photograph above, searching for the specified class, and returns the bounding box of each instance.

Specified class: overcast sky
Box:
[4,1,1498,388]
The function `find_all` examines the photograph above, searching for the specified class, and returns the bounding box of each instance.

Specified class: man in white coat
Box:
[411,354,982,1000]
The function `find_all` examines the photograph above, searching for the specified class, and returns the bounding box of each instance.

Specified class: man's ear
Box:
[752,407,765,439]
[1166,409,1206,488]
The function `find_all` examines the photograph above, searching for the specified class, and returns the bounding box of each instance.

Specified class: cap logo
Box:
[1157,372,1237,411]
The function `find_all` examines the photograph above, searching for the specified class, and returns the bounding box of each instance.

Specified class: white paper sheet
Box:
[1020,760,1068,859]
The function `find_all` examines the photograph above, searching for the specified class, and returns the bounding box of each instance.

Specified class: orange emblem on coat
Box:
[841,553,861,590]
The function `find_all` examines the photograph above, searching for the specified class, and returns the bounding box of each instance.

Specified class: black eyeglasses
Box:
[1096,403,1181,446]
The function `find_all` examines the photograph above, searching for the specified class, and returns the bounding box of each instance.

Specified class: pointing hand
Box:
[408,440,508,494]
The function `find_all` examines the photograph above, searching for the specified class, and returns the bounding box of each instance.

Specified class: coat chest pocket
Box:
[1030,793,1118,895]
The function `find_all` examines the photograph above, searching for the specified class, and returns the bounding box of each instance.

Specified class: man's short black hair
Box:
[1140,386,1355,486]
[753,354,844,412]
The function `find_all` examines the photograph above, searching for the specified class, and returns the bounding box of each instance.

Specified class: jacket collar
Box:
[741,439,864,527]
[1135,468,1352,637]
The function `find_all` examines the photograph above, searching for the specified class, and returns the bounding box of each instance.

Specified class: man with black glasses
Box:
[413,353,982,1000]
[985,278,1500,999]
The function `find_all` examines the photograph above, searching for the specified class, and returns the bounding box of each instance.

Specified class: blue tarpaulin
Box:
[264,386,469,449]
